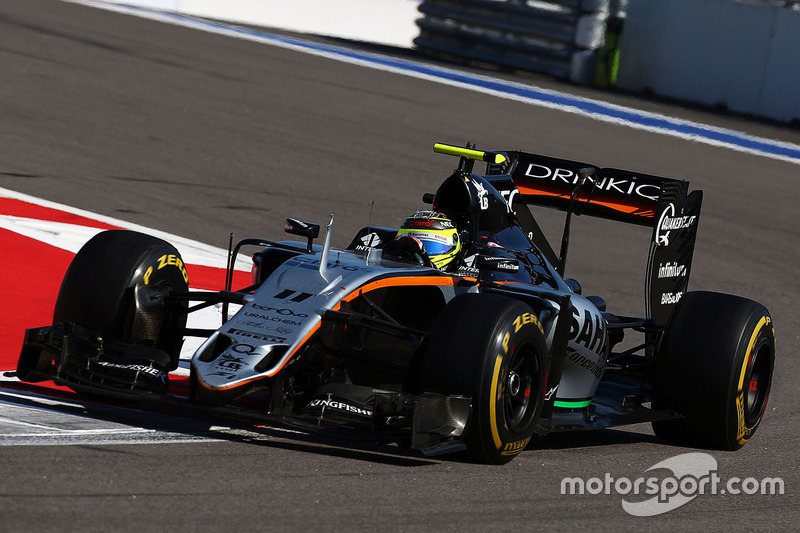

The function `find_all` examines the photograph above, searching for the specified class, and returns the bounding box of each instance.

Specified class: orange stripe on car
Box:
[339,274,465,304]
[199,275,467,390]
[516,184,656,218]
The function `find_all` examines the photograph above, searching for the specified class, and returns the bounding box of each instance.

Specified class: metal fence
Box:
[413,0,621,84]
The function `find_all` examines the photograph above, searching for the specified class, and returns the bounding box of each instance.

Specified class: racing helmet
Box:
[395,211,461,270]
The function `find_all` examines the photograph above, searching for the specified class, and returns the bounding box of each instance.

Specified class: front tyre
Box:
[414,293,547,464]
[652,291,775,450]
[52,230,189,370]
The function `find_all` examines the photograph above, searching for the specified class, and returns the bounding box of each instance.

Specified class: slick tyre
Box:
[52,230,189,370]
[415,293,547,465]
[652,291,775,450]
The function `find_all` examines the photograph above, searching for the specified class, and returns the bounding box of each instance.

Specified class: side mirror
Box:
[564,278,582,295]
[586,295,607,312]
[284,218,320,252]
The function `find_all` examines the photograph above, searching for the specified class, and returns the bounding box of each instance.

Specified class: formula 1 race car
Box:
[16,143,775,464]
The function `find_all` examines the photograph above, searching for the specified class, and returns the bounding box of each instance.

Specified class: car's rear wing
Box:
[506,151,671,226]
[431,144,703,323]
[501,151,703,323]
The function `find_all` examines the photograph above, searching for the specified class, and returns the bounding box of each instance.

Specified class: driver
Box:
[390,211,462,270]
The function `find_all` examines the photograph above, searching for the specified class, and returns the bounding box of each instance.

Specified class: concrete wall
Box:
[617,0,800,123]
[98,0,422,48]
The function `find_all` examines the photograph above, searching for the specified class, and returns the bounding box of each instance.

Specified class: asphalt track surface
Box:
[1,0,799,530]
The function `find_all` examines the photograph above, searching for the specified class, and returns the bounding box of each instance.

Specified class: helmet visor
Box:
[420,239,455,257]
[397,230,456,257]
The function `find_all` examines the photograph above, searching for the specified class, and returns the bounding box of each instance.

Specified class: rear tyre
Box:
[652,291,775,450]
[51,230,189,370]
[414,293,547,464]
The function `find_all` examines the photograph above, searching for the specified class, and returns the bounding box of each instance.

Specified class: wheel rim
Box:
[504,343,539,433]
[745,340,772,422]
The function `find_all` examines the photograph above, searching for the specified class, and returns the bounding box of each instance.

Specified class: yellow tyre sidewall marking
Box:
[490,328,514,451]
[489,353,504,450]
[735,316,770,445]
[144,254,189,286]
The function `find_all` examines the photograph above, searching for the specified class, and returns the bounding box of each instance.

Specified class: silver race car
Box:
[17,143,775,464]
